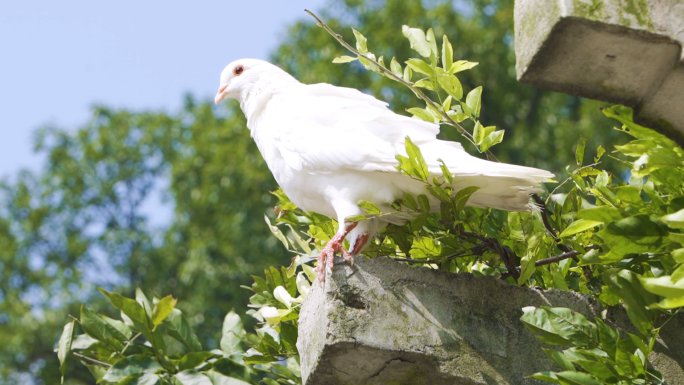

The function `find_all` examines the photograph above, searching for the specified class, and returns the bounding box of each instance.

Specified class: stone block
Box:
[297,256,684,385]
[514,0,684,145]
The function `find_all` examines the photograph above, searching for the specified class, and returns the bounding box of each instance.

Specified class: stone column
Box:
[296,256,684,384]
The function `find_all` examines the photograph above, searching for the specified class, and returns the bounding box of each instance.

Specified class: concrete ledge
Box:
[514,0,684,145]
[297,256,684,385]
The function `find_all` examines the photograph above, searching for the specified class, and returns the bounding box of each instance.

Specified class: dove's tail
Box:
[417,140,554,212]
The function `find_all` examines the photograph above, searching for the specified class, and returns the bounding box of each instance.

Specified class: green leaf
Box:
[178,352,216,371]
[560,219,602,238]
[405,136,429,181]
[102,355,162,383]
[441,35,453,71]
[662,209,684,229]
[555,371,602,385]
[465,87,482,117]
[449,60,479,73]
[118,373,160,385]
[599,215,671,260]
[603,269,657,334]
[220,310,245,356]
[572,360,618,382]
[575,137,586,166]
[595,319,617,361]
[280,322,298,353]
[264,215,289,249]
[543,307,598,348]
[426,28,438,59]
[414,78,438,90]
[454,186,479,213]
[151,295,177,328]
[615,338,633,377]
[576,207,623,223]
[302,263,317,283]
[520,307,572,346]
[164,308,203,352]
[595,145,606,162]
[638,275,684,298]
[406,107,437,123]
[405,58,435,77]
[358,200,382,215]
[479,130,504,152]
[99,288,148,325]
[417,194,430,213]
[402,193,418,210]
[205,371,251,385]
[542,348,574,371]
[134,288,152,316]
[411,236,442,258]
[472,122,485,144]
[58,320,75,383]
[352,28,368,53]
[401,25,432,57]
[389,57,403,77]
[285,224,312,254]
[403,65,412,82]
[437,75,463,99]
[100,314,132,339]
[80,305,126,350]
[332,55,357,63]
[616,186,642,205]
[437,159,453,185]
[210,359,251,383]
[174,370,213,385]
[527,372,560,384]
[427,185,451,202]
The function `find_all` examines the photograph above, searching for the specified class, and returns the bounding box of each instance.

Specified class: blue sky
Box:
[0,0,327,178]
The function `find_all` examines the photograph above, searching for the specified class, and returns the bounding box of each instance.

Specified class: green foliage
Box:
[0,99,287,383]
[521,307,665,384]
[57,263,309,384]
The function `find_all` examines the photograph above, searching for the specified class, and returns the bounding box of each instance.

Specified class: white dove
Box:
[214,59,553,279]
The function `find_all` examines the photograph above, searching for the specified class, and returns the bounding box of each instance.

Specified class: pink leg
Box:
[315,222,359,282]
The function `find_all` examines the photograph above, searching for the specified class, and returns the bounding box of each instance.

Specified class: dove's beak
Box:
[214,82,230,104]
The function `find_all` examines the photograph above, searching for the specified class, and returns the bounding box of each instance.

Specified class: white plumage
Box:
[215,59,553,277]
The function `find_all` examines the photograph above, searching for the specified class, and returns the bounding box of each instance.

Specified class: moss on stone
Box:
[621,0,652,28]
[572,0,606,20]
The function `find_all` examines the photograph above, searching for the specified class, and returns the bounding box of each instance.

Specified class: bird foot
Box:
[315,222,359,283]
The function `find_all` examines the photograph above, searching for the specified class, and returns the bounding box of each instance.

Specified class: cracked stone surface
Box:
[514,0,684,145]
[297,256,684,385]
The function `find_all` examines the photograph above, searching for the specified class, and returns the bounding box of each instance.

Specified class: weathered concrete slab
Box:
[297,256,684,385]
[514,0,684,145]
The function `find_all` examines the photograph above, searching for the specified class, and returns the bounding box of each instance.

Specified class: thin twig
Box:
[304,9,499,162]
[534,250,580,267]
[121,332,142,355]
[72,351,112,367]
[500,250,582,280]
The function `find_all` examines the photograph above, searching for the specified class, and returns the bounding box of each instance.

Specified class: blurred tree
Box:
[0,0,628,383]
[0,100,286,383]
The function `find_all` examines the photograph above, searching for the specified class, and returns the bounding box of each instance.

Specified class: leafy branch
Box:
[304,9,499,162]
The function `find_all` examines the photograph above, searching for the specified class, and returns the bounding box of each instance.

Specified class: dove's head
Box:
[214,59,297,105]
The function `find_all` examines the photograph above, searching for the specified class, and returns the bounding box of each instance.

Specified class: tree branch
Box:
[304,9,499,162]
[72,351,112,367]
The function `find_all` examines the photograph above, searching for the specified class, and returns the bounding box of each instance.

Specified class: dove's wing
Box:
[257,83,449,174]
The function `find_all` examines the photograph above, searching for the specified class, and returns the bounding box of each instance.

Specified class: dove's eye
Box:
[234,65,245,76]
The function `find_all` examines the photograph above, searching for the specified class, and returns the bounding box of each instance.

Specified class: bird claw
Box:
[314,229,358,283]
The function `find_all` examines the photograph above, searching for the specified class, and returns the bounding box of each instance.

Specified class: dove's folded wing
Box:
[260,83,456,174]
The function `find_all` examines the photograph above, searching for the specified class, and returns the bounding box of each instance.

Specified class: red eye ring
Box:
[234,65,244,76]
